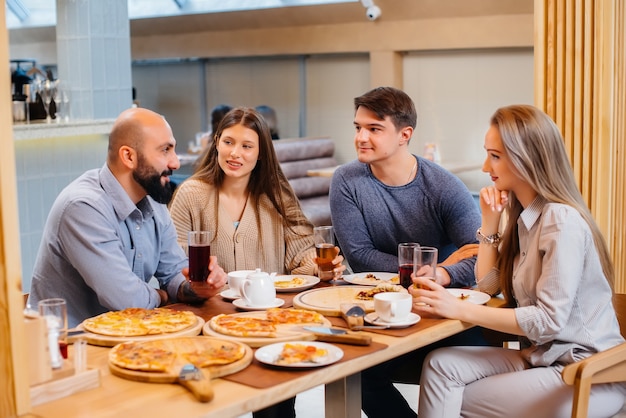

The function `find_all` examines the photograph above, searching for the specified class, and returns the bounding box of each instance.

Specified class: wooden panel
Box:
[1,5,30,417]
[535,0,626,292]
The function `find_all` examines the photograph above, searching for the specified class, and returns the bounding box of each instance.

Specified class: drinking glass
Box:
[53,80,70,122]
[398,242,420,289]
[38,298,68,367]
[313,226,337,282]
[413,246,438,289]
[38,79,56,123]
[188,231,211,282]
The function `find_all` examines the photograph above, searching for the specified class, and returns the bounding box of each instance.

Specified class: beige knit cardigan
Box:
[169,178,317,275]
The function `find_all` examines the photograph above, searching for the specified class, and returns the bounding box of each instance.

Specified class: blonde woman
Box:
[411,105,625,417]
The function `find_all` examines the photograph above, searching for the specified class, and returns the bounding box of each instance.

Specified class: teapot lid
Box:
[247,268,267,279]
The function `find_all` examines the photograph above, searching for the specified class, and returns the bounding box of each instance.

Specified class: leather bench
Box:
[273,137,337,226]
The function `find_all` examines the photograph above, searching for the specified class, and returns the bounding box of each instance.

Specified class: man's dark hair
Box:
[354,86,417,130]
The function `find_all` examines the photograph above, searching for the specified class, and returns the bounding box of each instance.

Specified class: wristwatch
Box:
[476,228,501,247]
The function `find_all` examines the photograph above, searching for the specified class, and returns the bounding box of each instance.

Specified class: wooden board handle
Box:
[177,367,214,402]
[313,332,371,346]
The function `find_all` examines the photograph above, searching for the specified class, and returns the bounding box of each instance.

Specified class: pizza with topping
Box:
[83,307,197,337]
[266,308,325,324]
[109,337,246,372]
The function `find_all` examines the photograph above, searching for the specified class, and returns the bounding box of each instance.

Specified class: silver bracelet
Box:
[476,228,501,247]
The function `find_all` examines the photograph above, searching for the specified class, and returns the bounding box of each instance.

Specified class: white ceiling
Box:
[5,0,354,28]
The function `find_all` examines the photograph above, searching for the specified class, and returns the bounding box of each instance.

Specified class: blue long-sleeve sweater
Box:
[329,155,481,288]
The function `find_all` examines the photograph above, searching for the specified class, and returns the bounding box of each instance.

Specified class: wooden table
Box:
[30,289,504,418]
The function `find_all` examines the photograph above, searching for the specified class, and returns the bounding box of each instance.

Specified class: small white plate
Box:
[447,288,491,305]
[255,341,344,368]
[343,272,399,286]
[364,312,421,328]
[220,288,241,301]
[232,298,285,311]
[273,275,320,292]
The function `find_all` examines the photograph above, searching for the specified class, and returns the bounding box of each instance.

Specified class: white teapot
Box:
[240,268,276,307]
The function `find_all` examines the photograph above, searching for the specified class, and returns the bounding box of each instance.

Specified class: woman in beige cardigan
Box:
[169,106,344,418]
[169,105,345,278]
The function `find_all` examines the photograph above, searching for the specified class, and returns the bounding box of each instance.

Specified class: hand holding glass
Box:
[188,231,211,282]
[313,226,337,282]
[413,246,438,289]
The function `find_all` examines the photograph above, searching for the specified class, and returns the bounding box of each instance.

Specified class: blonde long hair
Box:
[493,105,614,305]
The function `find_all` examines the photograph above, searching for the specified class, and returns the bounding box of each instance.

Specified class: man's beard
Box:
[133,155,175,204]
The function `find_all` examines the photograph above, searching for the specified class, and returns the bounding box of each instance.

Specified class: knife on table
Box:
[303,326,372,346]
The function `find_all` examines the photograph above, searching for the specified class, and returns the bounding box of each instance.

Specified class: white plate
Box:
[447,289,491,305]
[255,341,344,368]
[273,275,320,292]
[220,288,241,301]
[343,272,399,286]
[364,312,421,328]
[232,298,285,311]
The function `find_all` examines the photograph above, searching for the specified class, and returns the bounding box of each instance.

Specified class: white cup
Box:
[374,292,412,323]
[240,269,276,307]
[227,270,256,297]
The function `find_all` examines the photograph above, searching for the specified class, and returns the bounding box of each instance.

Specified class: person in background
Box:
[329,86,484,418]
[199,104,233,150]
[413,104,626,417]
[28,108,227,328]
[169,106,346,418]
[255,105,280,140]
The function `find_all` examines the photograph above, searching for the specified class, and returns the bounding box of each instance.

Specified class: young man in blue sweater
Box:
[330,87,485,417]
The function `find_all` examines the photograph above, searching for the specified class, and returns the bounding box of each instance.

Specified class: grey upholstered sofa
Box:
[273,137,338,226]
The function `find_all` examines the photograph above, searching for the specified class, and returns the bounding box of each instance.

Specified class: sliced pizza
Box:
[109,337,246,372]
[83,307,197,337]
[266,308,325,325]
[208,314,277,338]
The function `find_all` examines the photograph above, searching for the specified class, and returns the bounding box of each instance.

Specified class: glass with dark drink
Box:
[314,226,337,282]
[398,242,420,288]
[188,231,211,282]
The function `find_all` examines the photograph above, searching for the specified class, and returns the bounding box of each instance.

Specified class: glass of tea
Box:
[313,226,337,282]
[398,242,420,289]
[188,231,211,283]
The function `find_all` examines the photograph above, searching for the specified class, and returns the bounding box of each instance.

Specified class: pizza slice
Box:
[275,343,329,365]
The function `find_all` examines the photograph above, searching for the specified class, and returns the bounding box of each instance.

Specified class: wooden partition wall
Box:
[534,0,626,292]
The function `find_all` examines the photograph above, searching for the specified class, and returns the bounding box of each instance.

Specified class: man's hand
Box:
[156,289,169,306]
[178,256,227,302]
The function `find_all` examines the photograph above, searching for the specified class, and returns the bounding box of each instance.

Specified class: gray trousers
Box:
[419,346,626,418]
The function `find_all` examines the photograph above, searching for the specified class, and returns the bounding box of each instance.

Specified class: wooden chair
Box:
[561,293,626,418]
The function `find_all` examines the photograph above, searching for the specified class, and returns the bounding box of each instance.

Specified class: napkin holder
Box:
[24,313,53,386]
[25,312,100,406]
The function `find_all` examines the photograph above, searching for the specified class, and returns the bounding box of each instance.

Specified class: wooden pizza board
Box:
[202,311,332,347]
[109,336,253,402]
[292,286,378,316]
[76,315,205,347]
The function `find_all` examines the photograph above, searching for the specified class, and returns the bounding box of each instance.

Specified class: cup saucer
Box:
[232,298,285,311]
[220,288,241,301]
[364,312,421,328]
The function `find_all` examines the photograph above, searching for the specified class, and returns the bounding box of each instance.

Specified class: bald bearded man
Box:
[28,108,227,327]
